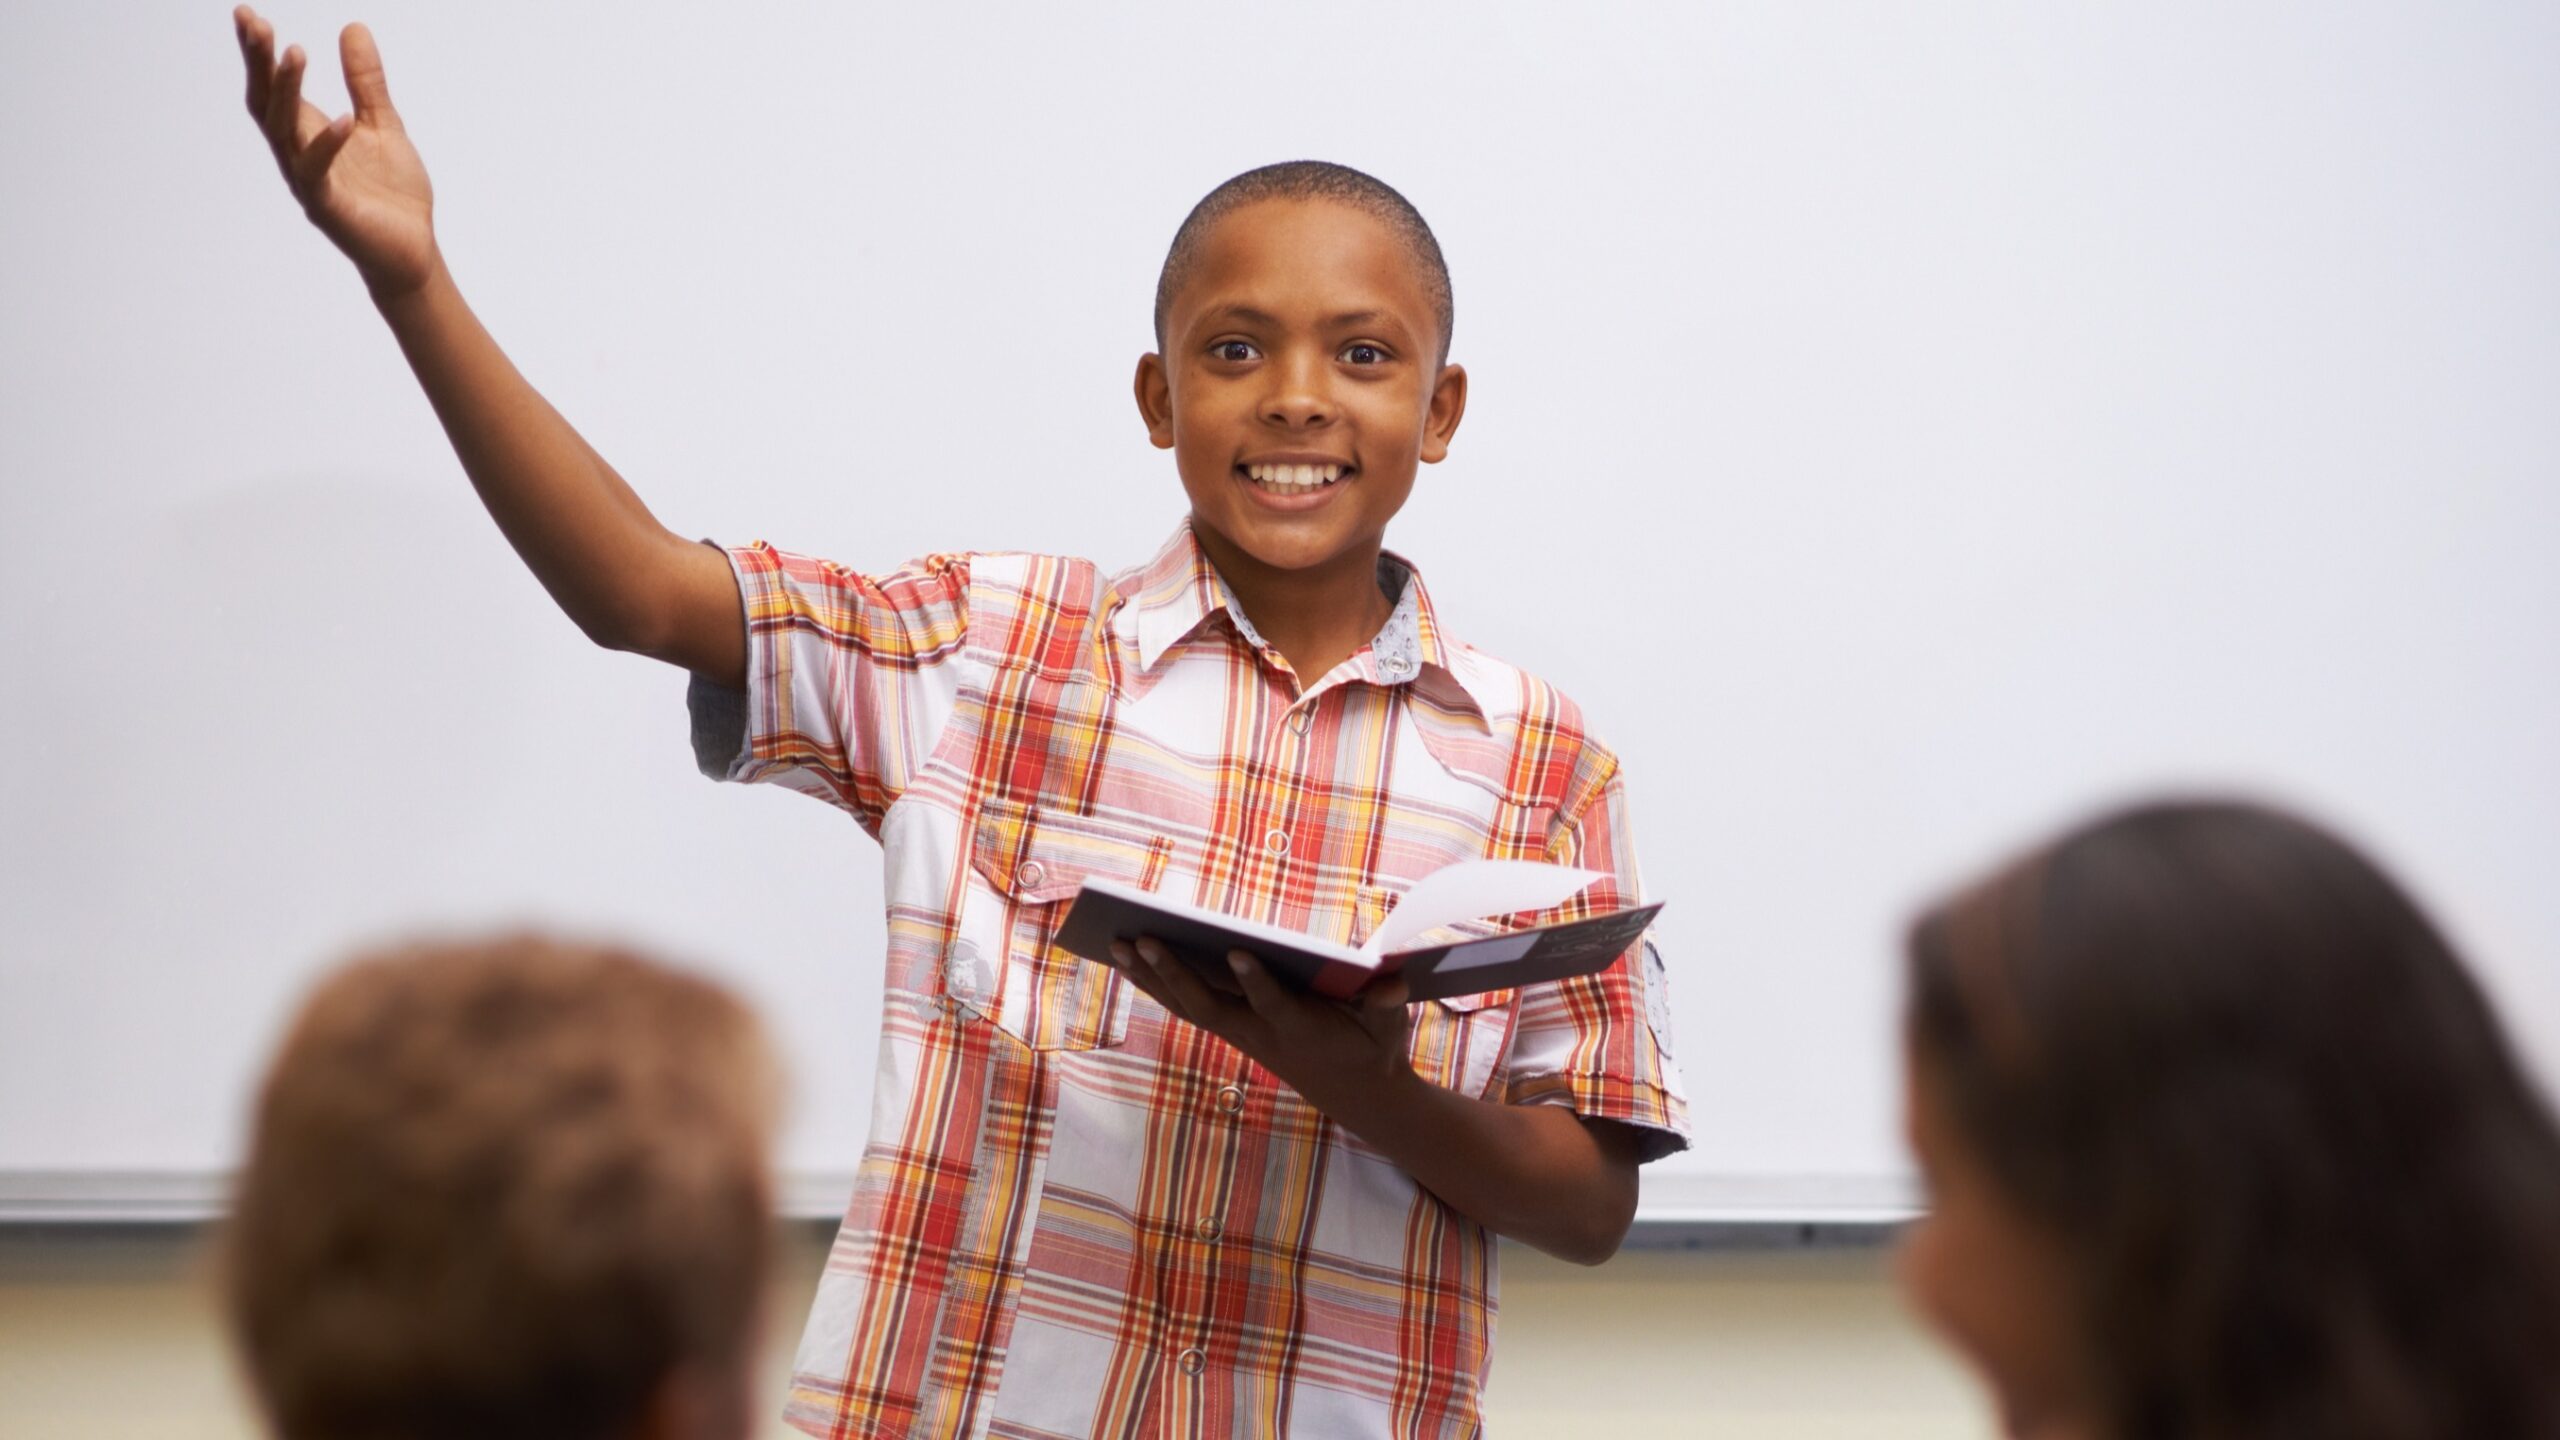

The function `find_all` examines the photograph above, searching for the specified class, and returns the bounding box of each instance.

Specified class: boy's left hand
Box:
[1111,935,1642,1266]
[1109,937,1413,1095]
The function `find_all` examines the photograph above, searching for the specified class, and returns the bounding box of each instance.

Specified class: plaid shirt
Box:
[691,523,1687,1440]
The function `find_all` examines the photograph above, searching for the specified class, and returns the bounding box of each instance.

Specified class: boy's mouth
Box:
[1239,461,1350,497]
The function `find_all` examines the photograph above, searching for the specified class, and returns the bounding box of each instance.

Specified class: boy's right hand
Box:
[235,8,437,300]
[229,6,744,685]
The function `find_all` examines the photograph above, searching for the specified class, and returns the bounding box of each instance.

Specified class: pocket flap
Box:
[972,799,1171,903]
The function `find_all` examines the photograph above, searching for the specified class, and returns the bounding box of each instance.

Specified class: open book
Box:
[1052,859,1663,1003]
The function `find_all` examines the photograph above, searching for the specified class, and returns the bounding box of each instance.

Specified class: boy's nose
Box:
[1260,357,1334,429]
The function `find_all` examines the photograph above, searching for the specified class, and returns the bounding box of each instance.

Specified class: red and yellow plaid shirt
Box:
[691,523,1687,1439]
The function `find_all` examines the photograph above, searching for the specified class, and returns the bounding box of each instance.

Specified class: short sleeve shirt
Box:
[690,523,1688,1440]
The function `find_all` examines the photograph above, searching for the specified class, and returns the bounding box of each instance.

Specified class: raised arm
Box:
[232,9,743,685]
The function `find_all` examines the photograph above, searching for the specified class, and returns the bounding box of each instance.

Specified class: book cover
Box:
[1051,860,1663,1003]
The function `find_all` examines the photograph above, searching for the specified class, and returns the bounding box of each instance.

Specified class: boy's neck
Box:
[1192,526,1395,688]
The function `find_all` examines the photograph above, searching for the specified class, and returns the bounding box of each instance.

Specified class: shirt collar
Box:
[1122,522,1486,715]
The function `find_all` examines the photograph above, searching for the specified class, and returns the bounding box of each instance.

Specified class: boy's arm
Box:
[1112,940,1645,1266]
[234,10,743,685]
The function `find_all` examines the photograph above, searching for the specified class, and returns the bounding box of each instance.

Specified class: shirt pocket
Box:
[1356,883,1519,1098]
[952,797,1172,1053]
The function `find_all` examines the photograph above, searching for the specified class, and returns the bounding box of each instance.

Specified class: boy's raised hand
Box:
[225,8,745,685]
[235,8,436,299]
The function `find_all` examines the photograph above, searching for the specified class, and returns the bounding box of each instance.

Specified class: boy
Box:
[234,13,1687,1437]
[223,935,780,1440]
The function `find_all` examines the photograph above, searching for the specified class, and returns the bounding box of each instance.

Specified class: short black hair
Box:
[1153,160,1454,366]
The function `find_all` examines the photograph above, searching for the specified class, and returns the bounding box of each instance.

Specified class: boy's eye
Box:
[1212,340,1260,363]
[1341,343,1387,365]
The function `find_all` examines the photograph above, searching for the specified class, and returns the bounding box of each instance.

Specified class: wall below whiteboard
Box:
[0,1225,1992,1440]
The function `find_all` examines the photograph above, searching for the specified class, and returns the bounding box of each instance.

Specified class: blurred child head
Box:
[222,935,782,1440]
[1899,799,2560,1440]
[1136,161,1469,589]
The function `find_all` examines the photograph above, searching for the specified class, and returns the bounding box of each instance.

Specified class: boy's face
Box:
[1137,198,1467,583]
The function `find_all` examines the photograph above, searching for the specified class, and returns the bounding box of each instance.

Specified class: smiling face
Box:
[1136,197,1467,588]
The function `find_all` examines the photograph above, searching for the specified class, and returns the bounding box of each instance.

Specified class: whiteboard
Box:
[5,1,2556,1224]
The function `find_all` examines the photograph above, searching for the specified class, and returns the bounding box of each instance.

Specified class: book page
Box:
[1363,860,1606,956]
[1075,878,1364,964]
[1427,930,1540,973]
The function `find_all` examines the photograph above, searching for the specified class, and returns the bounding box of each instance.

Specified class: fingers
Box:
[262,38,299,147]
[1226,949,1289,1016]
[340,23,400,129]
[259,36,344,198]
[1108,940,1189,1019]
[1107,940,1180,1014]
[235,7,271,121]
[1122,938,1249,1036]
[1360,977,1412,1012]
[1135,938,1220,1015]
[261,40,309,158]
[295,113,357,190]
[1354,976,1414,1050]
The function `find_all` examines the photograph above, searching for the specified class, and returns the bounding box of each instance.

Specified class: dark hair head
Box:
[1906,798,2560,1440]
[222,935,781,1440]
[1153,160,1454,365]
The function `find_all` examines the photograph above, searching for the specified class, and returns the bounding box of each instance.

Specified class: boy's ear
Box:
[1418,362,1469,465]
[1134,354,1176,450]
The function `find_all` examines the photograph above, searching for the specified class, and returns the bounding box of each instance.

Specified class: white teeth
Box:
[1244,462,1344,493]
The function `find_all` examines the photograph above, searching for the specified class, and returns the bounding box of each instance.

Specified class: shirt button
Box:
[1216,1084,1245,1115]
[1016,859,1046,889]
[1178,1347,1207,1376]
[1264,829,1290,855]
[1287,708,1313,735]
[1195,1216,1221,1242]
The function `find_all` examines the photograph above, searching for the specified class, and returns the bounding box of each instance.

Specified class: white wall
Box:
[4,2,2555,1221]
[0,1228,1992,1439]
[2,6,2547,1433]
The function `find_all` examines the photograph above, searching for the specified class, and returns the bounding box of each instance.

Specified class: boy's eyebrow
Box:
[1203,304,1401,332]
